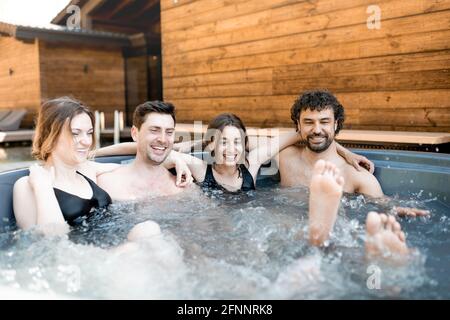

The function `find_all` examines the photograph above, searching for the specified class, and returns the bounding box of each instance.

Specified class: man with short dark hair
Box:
[278,90,429,217]
[98,101,194,201]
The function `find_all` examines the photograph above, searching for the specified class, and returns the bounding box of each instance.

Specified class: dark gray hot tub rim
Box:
[0,150,449,231]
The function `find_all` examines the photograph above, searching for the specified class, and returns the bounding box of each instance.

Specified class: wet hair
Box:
[32,96,95,161]
[204,113,250,170]
[290,90,345,134]
[133,101,176,129]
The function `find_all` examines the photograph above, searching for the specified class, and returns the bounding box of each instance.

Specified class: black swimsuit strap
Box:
[239,164,256,191]
[53,171,112,225]
[204,164,220,188]
[76,171,112,205]
[203,164,255,192]
[75,171,96,188]
[53,172,94,199]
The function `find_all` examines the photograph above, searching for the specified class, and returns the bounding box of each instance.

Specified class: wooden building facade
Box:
[0,0,162,128]
[1,0,449,132]
[160,0,450,132]
[0,23,129,127]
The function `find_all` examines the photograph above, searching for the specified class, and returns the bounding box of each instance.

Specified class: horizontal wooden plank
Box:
[162,0,421,40]
[358,108,450,127]
[163,29,450,77]
[156,0,450,133]
[0,37,40,123]
[165,69,450,99]
[164,68,272,88]
[343,125,450,133]
[160,0,249,22]
[162,0,450,56]
[38,40,126,120]
[337,129,450,144]
[167,90,450,128]
[162,0,379,42]
[338,90,450,110]
[166,90,450,111]
[175,123,450,144]
[161,0,316,32]
[172,107,450,131]
[164,50,450,91]
[164,10,450,66]
[274,50,450,80]
[173,109,450,129]
[425,108,450,127]
[273,69,450,95]
[164,81,273,98]
[175,111,288,127]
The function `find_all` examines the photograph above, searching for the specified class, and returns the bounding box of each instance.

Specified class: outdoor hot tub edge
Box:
[0,149,449,232]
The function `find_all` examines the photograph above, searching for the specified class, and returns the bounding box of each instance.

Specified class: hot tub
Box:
[0,149,448,299]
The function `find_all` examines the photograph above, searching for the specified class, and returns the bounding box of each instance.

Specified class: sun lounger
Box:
[0,109,27,131]
[0,110,12,122]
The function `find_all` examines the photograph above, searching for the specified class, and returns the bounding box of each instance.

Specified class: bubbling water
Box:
[0,185,447,299]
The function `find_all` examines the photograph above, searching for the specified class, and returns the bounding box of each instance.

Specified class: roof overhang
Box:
[0,21,130,48]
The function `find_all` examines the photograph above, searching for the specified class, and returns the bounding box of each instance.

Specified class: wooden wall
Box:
[0,37,41,127]
[39,41,126,127]
[160,0,450,132]
[125,56,149,124]
[0,37,126,128]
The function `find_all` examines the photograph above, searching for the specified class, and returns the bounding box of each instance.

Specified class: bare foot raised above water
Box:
[308,159,345,246]
[365,212,409,261]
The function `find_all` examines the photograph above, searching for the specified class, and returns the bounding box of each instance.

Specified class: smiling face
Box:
[298,108,336,153]
[212,125,245,166]
[132,112,175,165]
[52,112,94,165]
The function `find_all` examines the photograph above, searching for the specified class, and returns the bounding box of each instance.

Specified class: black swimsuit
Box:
[202,164,256,192]
[53,172,112,225]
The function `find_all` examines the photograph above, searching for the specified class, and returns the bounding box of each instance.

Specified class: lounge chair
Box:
[0,110,11,122]
[0,109,27,131]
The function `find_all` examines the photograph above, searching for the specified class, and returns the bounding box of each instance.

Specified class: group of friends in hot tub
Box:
[13,90,429,269]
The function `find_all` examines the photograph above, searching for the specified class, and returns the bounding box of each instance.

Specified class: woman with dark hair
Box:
[199,113,255,191]
[96,112,369,193]
[13,97,191,236]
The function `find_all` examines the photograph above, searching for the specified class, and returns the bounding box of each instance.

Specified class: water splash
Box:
[0,187,446,299]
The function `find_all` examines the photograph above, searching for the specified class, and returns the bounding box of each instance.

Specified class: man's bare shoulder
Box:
[279,144,304,161]
[342,162,375,181]
[341,161,382,196]
[355,167,381,188]
[97,164,128,182]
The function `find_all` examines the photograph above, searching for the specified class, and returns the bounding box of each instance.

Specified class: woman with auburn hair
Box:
[13,97,191,236]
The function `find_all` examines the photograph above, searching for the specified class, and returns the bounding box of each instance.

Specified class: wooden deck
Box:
[174,124,450,146]
[0,130,34,143]
[1,126,449,146]
[0,129,132,144]
[336,130,450,145]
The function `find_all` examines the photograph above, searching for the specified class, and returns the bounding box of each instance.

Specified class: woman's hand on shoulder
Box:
[28,164,55,190]
[174,158,194,187]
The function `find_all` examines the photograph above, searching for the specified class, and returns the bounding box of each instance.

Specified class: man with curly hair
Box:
[277,90,428,218]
